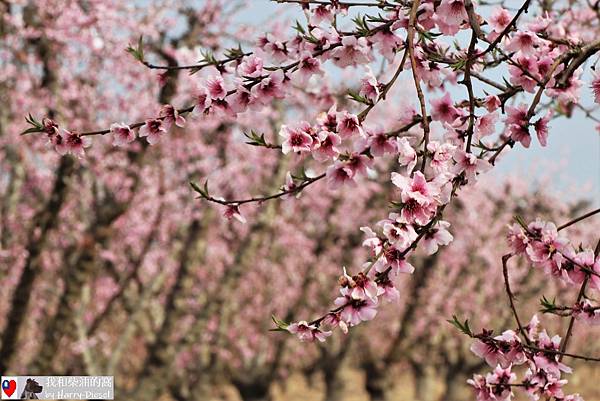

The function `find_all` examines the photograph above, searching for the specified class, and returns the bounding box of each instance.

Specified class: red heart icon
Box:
[2,380,16,397]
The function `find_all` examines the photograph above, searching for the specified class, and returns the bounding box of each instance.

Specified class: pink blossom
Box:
[50,129,67,154]
[316,105,338,132]
[574,299,600,325]
[560,247,585,285]
[281,172,301,200]
[376,277,400,303]
[139,118,167,145]
[525,220,569,267]
[222,205,246,224]
[470,335,507,368]
[591,73,600,104]
[379,212,418,250]
[252,69,286,103]
[505,31,539,55]
[359,67,380,103]
[533,330,572,377]
[314,130,341,161]
[470,330,526,369]
[309,26,340,50]
[452,149,492,180]
[505,104,531,148]
[345,153,373,177]
[508,55,540,93]
[159,104,186,129]
[336,111,363,138]
[340,270,378,302]
[436,0,467,25]
[57,130,91,158]
[326,162,355,188]
[435,11,462,35]
[468,374,494,401]
[541,376,568,399]
[391,171,439,225]
[209,98,234,117]
[525,314,540,339]
[496,330,527,366]
[431,92,459,123]
[370,29,403,62]
[485,365,516,401]
[506,223,529,254]
[205,75,228,100]
[287,321,332,342]
[546,70,583,103]
[43,118,62,150]
[421,220,453,255]
[42,117,59,137]
[527,13,552,32]
[476,112,498,138]
[334,294,378,326]
[279,121,314,154]
[229,85,257,114]
[110,123,135,146]
[309,5,334,25]
[381,246,415,275]
[592,256,600,291]
[533,110,552,146]
[238,55,264,78]
[484,95,501,112]
[287,321,316,342]
[257,33,288,63]
[572,249,595,285]
[397,137,417,171]
[469,365,516,401]
[295,52,323,84]
[489,7,512,33]
[361,226,383,255]
[428,141,457,172]
[193,86,212,116]
[331,36,371,67]
[322,313,348,334]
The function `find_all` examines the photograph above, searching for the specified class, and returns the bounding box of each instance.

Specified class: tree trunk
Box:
[413,365,436,401]
[323,366,345,401]
[0,156,74,373]
[440,370,468,401]
[130,218,208,401]
[233,381,271,401]
[363,363,391,401]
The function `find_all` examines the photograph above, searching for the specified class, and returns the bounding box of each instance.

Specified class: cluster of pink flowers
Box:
[507,219,600,292]
[41,118,91,158]
[136,104,187,145]
[464,216,600,400]
[286,161,472,340]
[469,315,582,401]
[40,102,189,156]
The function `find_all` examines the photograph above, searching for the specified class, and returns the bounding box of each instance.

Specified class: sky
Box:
[231,0,600,205]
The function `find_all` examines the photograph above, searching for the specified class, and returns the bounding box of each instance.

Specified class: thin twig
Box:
[557,207,600,231]
[480,0,531,56]
[502,253,531,344]
[197,173,326,206]
[463,29,479,153]
[406,0,430,172]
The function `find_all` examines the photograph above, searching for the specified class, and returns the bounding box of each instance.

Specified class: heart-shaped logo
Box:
[2,379,16,397]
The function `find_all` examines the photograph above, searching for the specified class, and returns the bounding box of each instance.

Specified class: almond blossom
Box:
[280,121,314,154]
[139,118,167,145]
[110,123,135,146]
